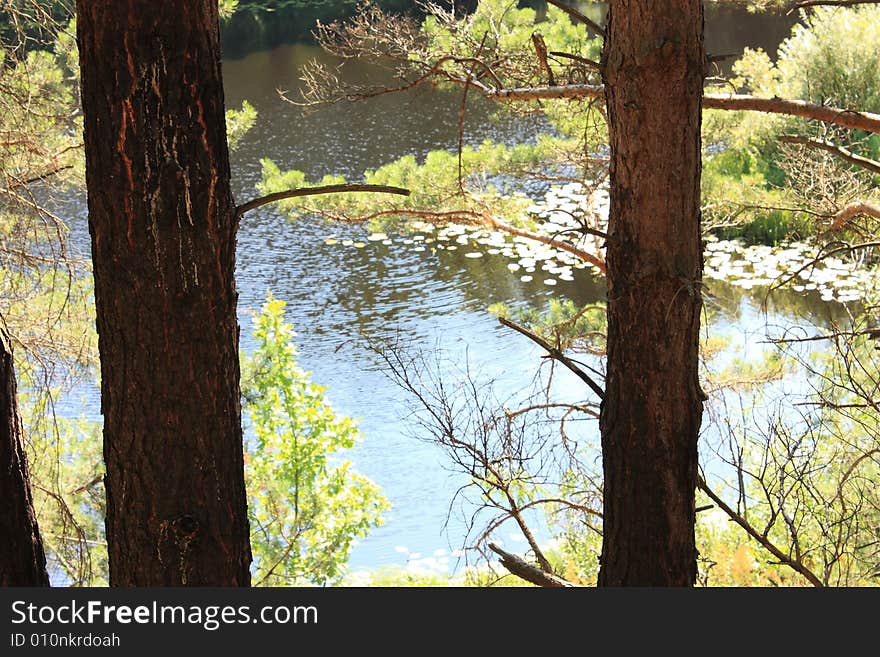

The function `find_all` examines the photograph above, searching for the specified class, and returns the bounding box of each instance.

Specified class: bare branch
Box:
[778,135,880,175]
[498,316,605,400]
[485,214,606,273]
[829,201,880,231]
[9,164,75,189]
[235,184,410,219]
[698,477,825,587]
[472,82,880,135]
[487,542,577,587]
[480,82,604,101]
[549,51,600,69]
[531,33,554,86]
[456,82,880,135]
[703,94,880,135]
[768,328,880,344]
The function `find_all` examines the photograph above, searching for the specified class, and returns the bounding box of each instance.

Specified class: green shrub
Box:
[242,294,389,586]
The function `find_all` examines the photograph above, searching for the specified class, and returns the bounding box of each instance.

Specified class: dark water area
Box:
[221,2,798,61]
[704,4,798,59]
[53,5,849,576]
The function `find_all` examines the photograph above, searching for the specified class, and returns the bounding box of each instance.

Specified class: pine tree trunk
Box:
[0,323,49,586]
[598,0,706,586]
[76,1,251,585]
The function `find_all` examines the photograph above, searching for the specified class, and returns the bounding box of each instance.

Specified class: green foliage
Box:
[219,0,239,20]
[345,562,542,587]
[346,566,461,587]
[694,507,802,587]
[0,48,80,184]
[776,6,880,113]
[21,294,389,587]
[1,270,96,389]
[0,18,93,379]
[221,1,413,57]
[235,0,408,10]
[258,136,572,230]
[51,17,77,76]
[713,211,810,247]
[0,1,71,47]
[242,295,389,586]
[225,100,258,151]
[691,324,880,587]
[421,0,605,140]
[700,144,808,245]
[23,398,107,586]
[703,7,880,244]
[423,0,600,65]
[553,522,601,585]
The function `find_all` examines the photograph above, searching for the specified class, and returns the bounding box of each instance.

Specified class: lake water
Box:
[56,7,860,577]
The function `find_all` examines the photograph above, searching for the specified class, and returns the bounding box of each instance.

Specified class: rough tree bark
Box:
[598,0,705,586]
[0,322,49,586]
[76,1,251,585]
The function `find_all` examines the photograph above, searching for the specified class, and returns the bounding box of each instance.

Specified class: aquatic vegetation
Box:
[319,181,879,305]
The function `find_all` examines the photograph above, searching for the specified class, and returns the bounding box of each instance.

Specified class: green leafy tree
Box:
[703,5,880,242]
[243,295,389,586]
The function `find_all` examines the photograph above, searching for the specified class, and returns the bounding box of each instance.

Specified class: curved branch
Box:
[698,477,824,587]
[778,135,880,175]
[488,542,576,587]
[504,402,599,420]
[830,201,880,231]
[235,184,410,219]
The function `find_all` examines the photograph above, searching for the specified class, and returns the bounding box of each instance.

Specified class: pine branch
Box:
[235,184,410,219]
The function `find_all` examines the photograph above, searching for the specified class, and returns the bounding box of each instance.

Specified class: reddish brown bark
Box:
[76,1,251,585]
[598,0,705,586]
[0,323,49,586]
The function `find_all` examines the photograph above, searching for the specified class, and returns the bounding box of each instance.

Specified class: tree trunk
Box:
[0,322,49,586]
[76,1,251,585]
[598,0,705,586]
